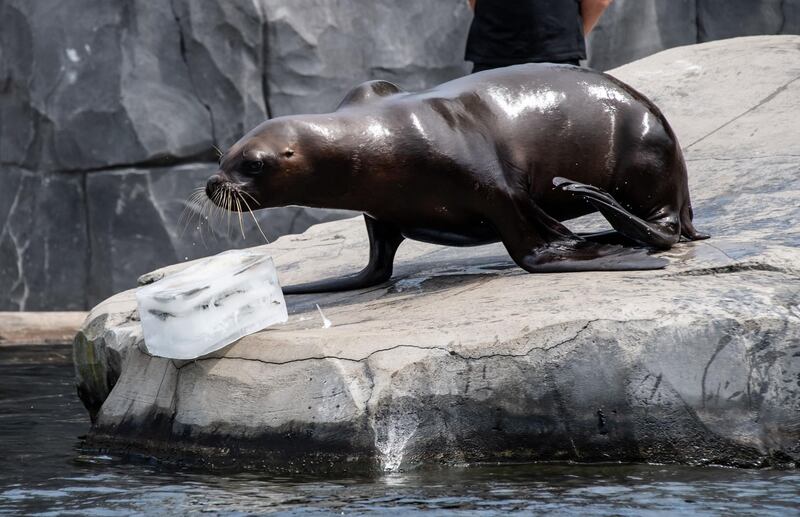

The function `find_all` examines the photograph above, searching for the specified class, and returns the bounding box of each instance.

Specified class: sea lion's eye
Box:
[283,149,294,158]
[243,160,263,174]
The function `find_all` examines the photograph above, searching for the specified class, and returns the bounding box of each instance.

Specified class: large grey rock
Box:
[587,0,800,71]
[611,36,800,249]
[261,0,472,116]
[75,37,800,471]
[0,167,87,311]
[73,291,139,420]
[85,163,352,306]
[0,0,266,172]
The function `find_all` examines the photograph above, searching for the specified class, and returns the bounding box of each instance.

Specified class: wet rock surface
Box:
[75,37,800,471]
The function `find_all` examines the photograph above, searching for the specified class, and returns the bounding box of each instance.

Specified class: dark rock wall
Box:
[263,0,472,117]
[0,0,358,309]
[1,0,797,309]
[0,167,87,310]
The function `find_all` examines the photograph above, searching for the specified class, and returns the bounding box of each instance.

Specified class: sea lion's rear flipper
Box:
[577,230,639,246]
[520,241,668,273]
[679,199,710,241]
[553,177,680,250]
[497,194,667,273]
[282,215,404,295]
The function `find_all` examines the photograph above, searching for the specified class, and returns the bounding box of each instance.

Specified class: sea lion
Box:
[206,63,708,294]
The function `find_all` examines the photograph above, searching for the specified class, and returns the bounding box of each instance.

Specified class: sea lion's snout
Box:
[205,174,224,199]
[205,173,259,212]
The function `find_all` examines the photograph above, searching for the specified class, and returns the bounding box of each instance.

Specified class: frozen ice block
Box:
[135,249,288,359]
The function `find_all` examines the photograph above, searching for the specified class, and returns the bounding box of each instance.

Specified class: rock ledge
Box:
[74,37,800,471]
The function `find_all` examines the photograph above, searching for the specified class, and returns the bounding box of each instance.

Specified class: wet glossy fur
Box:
[208,63,707,293]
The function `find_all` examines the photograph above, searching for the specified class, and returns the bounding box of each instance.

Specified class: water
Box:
[1,345,798,516]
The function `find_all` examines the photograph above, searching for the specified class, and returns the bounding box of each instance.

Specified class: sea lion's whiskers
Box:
[195,196,212,249]
[208,188,222,233]
[208,189,225,238]
[182,189,204,207]
[221,189,227,235]
[212,145,223,159]
[217,194,227,232]
[233,194,246,240]
[230,190,238,239]
[214,189,227,236]
[178,188,209,238]
[177,197,195,232]
[239,194,270,244]
[196,191,217,243]
[179,188,205,213]
[239,190,260,207]
[178,203,197,238]
[181,188,212,248]
[225,188,234,239]
[206,189,218,222]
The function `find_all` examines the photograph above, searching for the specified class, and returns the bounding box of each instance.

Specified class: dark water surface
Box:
[1,345,798,516]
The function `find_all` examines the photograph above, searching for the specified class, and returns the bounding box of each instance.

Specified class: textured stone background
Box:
[1,0,798,309]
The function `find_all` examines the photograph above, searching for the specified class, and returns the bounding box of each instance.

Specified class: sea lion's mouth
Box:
[201,176,269,242]
[205,176,260,213]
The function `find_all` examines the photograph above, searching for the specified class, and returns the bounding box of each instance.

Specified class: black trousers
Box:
[471,59,580,73]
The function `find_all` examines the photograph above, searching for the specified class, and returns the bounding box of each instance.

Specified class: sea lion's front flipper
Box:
[282,215,404,295]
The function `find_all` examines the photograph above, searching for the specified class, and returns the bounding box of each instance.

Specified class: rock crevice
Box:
[173,319,598,370]
[685,73,800,150]
[169,0,217,146]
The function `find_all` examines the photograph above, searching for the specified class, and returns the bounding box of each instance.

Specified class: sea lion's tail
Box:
[680,198,709,241]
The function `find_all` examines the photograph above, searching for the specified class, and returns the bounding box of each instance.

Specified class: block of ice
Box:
[135,249,288,359]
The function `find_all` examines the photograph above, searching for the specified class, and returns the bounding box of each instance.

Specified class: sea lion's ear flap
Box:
[337,80,403,109]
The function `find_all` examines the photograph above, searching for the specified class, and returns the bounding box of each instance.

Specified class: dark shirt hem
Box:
[464,0,586,68]
[466,49,586,66]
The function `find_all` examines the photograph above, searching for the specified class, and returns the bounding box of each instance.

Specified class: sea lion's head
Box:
[205,117,325,211]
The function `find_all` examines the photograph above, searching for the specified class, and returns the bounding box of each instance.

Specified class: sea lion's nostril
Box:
[206,176,223,198]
